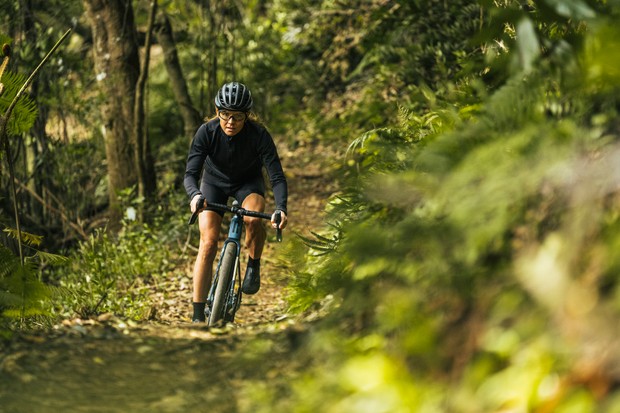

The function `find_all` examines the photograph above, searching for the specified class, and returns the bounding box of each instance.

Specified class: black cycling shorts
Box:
[200,175,265,216]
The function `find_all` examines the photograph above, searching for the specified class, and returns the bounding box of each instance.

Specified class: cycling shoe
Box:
[242,261,261,295]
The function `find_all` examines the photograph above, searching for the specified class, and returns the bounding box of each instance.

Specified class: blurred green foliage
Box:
[275,0,620,412]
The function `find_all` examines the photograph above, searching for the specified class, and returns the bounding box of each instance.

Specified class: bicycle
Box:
[188,198,282,326]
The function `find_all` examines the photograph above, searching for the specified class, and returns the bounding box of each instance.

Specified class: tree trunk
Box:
[207,0,218,117]
[83,0,140,226]
[155,11,203,137]
[134,0,158,216]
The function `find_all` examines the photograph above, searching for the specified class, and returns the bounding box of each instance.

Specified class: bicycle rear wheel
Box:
[208,243,236,326]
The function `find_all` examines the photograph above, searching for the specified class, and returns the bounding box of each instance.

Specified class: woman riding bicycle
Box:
[184,82,288,323]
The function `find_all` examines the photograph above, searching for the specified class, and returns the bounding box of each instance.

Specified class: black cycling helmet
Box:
[214,82,253,112]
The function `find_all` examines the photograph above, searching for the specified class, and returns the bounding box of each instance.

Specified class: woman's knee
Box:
[242,193,266,212]
[244,216,264,232]
[198,235,218,258]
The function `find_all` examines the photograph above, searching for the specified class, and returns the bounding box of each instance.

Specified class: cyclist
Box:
[184,82,288,323]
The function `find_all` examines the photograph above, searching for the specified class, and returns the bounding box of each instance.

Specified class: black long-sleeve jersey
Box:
[184,119,288,213]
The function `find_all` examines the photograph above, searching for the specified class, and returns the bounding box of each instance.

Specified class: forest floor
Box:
[0,137,341,412]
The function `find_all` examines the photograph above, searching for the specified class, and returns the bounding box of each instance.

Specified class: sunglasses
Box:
[218,111,247,123]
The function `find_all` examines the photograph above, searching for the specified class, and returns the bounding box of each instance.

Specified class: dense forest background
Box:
[2,0,620,411]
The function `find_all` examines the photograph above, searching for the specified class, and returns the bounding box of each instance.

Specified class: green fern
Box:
[0,243,18,279]
[32,250,69,266]
[2,228,43,247]
[0,244,53,320]
[296,227,341,256]
[0,70,39,135]
[0,227,68,323]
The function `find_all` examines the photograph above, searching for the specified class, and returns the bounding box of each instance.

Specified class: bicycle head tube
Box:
[228,214,243,240]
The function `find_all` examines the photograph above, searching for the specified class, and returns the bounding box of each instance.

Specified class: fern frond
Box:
[47,284,75,300]
[0,290,22,307]
[0,244,18,278]
[296,230,340,256]
[0,263,51,316]
[309,231,338,244]
[3,307,48,317]
[27,250,69,266]
[3,227,43,247]
[346,129,378,157]
[0,70,38,135]
[0,242,58,321]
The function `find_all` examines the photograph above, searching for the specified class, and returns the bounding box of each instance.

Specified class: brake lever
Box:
[188,196,206,225]
[275,211,282,242]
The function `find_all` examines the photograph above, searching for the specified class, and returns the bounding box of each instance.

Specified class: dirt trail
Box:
[0,139,339,412]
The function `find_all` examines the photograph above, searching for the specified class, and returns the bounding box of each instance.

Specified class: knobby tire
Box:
[208,243,236,326]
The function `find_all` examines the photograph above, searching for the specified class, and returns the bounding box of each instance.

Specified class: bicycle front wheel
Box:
[208,243,236,326]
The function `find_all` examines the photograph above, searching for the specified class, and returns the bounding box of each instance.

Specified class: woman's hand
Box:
[271,210,288,229]
[190,194,206,213]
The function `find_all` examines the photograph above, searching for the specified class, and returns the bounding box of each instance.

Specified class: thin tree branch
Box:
[4,29,72,123]
[13,177,88,239]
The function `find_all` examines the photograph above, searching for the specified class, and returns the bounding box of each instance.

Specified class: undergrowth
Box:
[46,205,189,321]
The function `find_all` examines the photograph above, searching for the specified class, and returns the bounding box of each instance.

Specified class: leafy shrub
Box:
[48,216,184,321]
[0,229,66,333]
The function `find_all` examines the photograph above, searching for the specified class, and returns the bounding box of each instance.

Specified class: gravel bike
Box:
[189,198,282,326]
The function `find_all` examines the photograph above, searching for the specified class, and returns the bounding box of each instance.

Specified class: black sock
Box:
[193,302,206,321]
[248,257,260,268]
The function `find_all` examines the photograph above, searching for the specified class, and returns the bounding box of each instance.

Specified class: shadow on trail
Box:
[0,320,307,413]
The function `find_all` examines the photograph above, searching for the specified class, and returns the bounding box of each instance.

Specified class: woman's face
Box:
[217,110,247,137]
